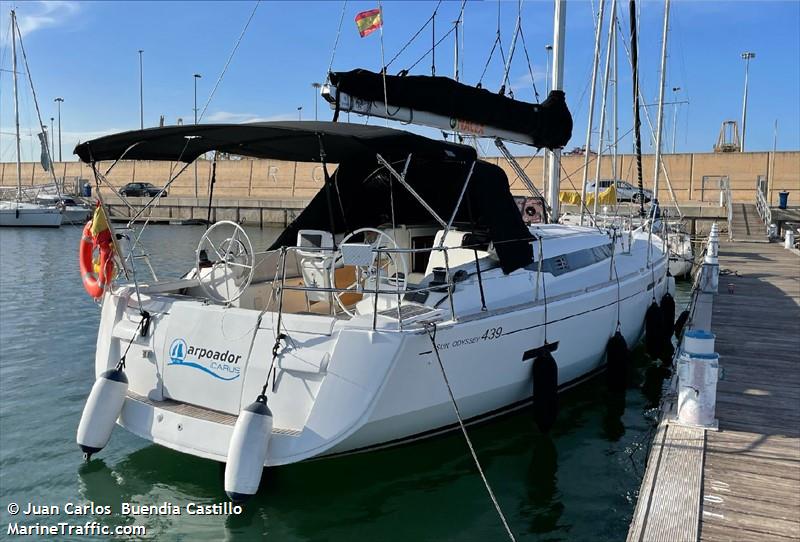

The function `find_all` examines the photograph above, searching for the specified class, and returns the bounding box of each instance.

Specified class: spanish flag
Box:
[355,8,382,38]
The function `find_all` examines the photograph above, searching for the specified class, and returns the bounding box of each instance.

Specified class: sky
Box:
[1,0,798,163]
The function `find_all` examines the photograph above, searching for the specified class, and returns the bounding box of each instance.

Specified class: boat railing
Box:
[0,177,83,202]
[277,243,470,329]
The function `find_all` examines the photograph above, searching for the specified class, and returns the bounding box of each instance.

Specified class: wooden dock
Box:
[628,240,800,541]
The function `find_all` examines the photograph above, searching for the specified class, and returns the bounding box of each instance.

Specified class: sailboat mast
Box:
[593,0,617,219]
[11,10,22,200]
[579,0,606,226]
[612,6,618,179]
[652,0,671,204]
[546,0,567,221]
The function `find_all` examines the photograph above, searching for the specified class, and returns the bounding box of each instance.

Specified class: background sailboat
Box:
[0,9,63,228]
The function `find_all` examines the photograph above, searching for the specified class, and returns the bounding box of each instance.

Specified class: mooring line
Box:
[424,323,516,542]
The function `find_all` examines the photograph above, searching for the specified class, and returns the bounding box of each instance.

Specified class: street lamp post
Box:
[671,86,681,153]
[311,82,322,120]
[193,73,202,124]
[138,50,144,129]
[50,117,55,158]
[54,97,64,162]
[297,106,303,120]
[740,51,755,152]
[544,45,553,93]
[193,73,202,197]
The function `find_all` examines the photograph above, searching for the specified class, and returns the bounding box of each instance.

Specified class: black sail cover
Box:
[329,69,573,150]
[270,158,533,274]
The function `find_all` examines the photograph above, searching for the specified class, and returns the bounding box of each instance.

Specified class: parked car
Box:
[584,179,652,203]
[119,182,167,197]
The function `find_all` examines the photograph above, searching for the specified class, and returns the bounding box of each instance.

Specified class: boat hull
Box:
[100,235,668,466]
[0,205,63,227]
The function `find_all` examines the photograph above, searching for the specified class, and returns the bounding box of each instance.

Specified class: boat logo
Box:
[167,338,241,381]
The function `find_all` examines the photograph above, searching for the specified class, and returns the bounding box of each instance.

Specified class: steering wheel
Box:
[196,221,255,304]
[329,227,408,317]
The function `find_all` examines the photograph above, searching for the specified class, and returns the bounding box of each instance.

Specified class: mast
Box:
[452,18,460,143]
[611,6,618,180]
[593,0,617,220]
[630,0,645,217]
[579,0,606,225]
[652,0,670,205]
[546,0,566,220]
[12,10,22,201]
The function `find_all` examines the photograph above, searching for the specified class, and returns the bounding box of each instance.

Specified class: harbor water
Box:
[0,225,687,541]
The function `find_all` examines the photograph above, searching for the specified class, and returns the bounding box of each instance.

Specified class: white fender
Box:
[76,369,128,457]
[224,399,273,501]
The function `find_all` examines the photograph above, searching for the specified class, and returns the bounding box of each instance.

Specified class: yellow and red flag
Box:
[355,8,382,38]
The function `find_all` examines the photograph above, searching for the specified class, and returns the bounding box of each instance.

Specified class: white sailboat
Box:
[0,10,63,228]
[73,0,670,502]
[73,121,669,488]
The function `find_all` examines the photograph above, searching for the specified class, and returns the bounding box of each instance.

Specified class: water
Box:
[0,225,687,541]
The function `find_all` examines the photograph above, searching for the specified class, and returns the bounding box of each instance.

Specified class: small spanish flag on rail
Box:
[355,8,382,38]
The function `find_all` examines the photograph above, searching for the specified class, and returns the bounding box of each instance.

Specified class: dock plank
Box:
[700,242,800,542]
[628,240,800,542]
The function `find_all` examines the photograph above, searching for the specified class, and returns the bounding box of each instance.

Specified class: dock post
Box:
[785,229,795,249]
[676,330,720,429]
[700,224,720,293]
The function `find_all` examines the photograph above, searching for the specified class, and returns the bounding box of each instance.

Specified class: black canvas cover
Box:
[329,69,573,150]
[74,121,476,164]
[270,158,533,274]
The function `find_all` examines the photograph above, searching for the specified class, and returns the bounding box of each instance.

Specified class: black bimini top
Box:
[75,121,532,273]
[74,121,476,164]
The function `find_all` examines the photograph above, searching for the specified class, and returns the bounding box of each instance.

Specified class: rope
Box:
[326,1,348,78]
[385,0,442,69]
[611,229,622,328]
[499,0,523,95]
[477,0,507,87]
[518,27,541,102]
[198,0,261,122]
[404,0,464,74]
[424,324,516,542]
[115,314,149,371]
[406,25,456,74]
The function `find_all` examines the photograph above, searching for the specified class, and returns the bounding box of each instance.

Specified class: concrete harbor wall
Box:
[2,151,798,205]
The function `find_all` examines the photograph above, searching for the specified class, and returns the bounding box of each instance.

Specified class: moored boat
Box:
[73,121,668,477]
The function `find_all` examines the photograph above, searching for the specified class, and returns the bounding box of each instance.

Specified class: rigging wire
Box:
[406,25,456,74]
[12,15,62,199]
[385,0,442,70]
[477,0,507,87]
[518,27,541,102]
[400,0,464,75]
[198,0,261,122]
[326,1,348,78]
[628,0,646,218]
[614,14,683,217]
[498,0,523,96]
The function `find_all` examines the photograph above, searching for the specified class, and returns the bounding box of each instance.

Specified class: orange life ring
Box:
[79,220,114,299]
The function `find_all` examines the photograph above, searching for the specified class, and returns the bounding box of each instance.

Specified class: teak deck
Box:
[628,241,800,542]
